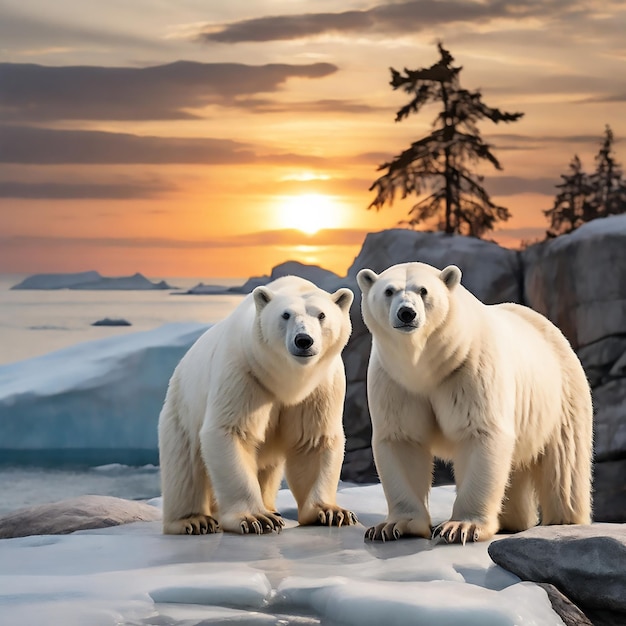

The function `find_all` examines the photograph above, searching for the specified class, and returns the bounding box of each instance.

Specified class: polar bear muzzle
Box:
[291,332,317,358]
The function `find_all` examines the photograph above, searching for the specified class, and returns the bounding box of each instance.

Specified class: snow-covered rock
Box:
[0,323,208,465]
[0,483,568,626]
[11,271,174,290]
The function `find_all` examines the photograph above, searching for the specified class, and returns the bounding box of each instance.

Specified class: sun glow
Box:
[276,193,342,235]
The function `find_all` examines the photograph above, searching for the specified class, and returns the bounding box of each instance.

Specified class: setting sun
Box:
[276,194,342,235]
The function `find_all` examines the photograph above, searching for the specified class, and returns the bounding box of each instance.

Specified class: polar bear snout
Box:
[392,302,421,332]
[290,332,318,358]
[397,306,417,324]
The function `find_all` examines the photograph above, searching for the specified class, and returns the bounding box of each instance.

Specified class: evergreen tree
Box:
[544,155,594,237]
[368,43,524,237]
[545,126,626,237]
[589,125,626,217]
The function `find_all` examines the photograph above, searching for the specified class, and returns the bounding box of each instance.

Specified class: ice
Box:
[0,484,565,625]
[0,323,208,464]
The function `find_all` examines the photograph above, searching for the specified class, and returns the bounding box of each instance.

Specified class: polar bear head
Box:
[252,276,354,365]
[356,262,461,337]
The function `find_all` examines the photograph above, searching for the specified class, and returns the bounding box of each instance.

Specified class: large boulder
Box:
[523,215,626,522]
[340,229,523,482]
[488,524,626,626]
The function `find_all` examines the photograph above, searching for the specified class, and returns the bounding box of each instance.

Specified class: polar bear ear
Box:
[356,269,378,294]
[253,286,273,312]
[440,265,462,290]
[332,287,354,312]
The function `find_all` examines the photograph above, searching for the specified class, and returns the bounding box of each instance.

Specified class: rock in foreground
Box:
[0,495,161,539]
[488,523,626,626]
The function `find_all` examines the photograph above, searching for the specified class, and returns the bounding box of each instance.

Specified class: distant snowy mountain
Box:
[11,271,175,290]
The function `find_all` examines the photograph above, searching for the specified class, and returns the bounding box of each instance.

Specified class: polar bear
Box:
[357,262,593,544]
[158,275,357,535]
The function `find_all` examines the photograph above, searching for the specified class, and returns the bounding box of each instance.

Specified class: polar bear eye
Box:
[419,287,428,297]
[281,311,290,320]
[318,312,326,321]
[384,287,394,297]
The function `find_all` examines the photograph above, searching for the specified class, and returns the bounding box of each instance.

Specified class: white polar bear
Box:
[357,262,593,544]
[158,275,357,535]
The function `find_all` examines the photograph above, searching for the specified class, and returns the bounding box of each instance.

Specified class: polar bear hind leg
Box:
[159,388,219,535]
[533,419,592,525]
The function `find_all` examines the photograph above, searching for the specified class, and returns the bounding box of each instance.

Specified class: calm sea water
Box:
[0,274,244,514]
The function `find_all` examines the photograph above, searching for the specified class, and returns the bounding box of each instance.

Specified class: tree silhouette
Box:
[545,126,626,236]
[544,155,594,237]
[368,43,524,237]
[589,125,626,217]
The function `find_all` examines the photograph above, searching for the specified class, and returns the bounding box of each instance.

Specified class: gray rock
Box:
[535,583,593,626]
[237,260,343,293]
[522,215,626,351]
[488,524,626,626]
[0,495,161,539]
[347,229,523,304]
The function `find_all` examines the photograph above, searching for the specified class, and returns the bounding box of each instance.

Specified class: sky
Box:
[1,0,625,278]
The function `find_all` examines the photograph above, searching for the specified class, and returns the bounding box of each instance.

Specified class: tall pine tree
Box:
[368,43,524,237]
[589,125,626,217]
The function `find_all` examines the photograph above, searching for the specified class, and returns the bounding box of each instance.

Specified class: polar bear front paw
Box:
[223,511,285,535]
[316,505,358,527]
[364,517,431,541]
[164,515,220,535]
[432,519,494,544]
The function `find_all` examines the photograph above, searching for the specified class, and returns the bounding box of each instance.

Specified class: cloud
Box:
[484,176,557,197]
[0,180,174,199]
[197,1,572,43]
[0,125,256,165]
[0,61,337,121]
[0,229,370,250]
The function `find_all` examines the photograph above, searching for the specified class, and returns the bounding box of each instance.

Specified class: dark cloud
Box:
[198,1,570,43]
[0,180,173,199]
[0,229,369,250]
[0,125,256,165]
[0,61,337,121]
[0,125,332,166]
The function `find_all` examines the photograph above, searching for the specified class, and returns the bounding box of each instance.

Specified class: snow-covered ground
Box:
[0,484,564,626]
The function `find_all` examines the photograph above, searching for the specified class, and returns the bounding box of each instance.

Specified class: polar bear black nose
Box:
[397,306,417,324]
[294,333,314,350]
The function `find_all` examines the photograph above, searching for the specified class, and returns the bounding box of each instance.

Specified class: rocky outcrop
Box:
[335,218,625,523]
[522,215,626,522]
[488,524,626,626]
[236,260,343,294]
[0,495,161,539]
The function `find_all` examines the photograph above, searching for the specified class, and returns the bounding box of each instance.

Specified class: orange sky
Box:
[1,1,625,278]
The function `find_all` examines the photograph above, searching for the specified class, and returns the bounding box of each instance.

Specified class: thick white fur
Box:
[158,275,357,535]
[357,262,593,544]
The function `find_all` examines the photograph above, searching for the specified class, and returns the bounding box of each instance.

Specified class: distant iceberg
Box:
[0,322,208,465]
[11,271,175,290]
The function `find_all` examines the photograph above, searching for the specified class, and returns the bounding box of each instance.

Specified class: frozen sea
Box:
[0,273,244,515]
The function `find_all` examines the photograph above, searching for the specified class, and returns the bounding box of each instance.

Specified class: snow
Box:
[0,484,564,626]
[0,323,208,464]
